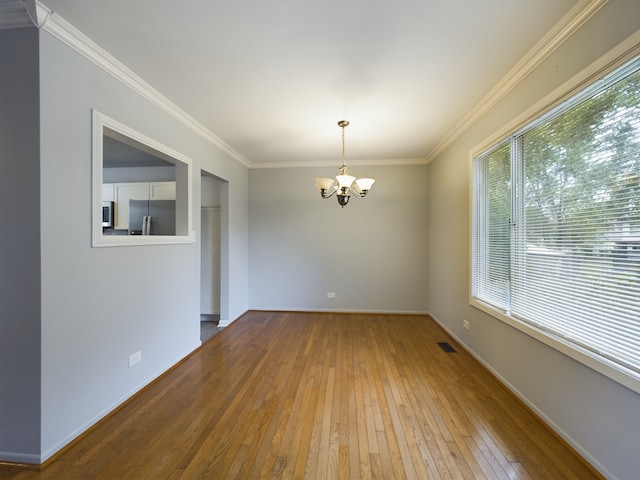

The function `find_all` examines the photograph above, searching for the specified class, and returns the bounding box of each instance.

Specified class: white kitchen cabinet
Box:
[102,183,114,202]
[114,183,150,230]
[149,181,176,200]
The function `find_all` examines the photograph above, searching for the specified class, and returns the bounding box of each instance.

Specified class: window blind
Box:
[473,143,511,312]
[472,55,640,377]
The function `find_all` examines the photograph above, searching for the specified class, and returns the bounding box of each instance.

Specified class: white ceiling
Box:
[23,0,580,167]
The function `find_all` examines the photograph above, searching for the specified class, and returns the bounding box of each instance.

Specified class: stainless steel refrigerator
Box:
[128,200,176,235]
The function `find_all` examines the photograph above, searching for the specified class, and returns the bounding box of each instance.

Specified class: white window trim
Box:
[469,31,640,395]
[92,110,196,247]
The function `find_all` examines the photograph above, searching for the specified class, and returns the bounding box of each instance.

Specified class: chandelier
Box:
[315,120,375,207]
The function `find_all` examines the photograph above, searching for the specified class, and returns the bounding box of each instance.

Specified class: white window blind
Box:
[472,55,640,378]
[473,143,511,312]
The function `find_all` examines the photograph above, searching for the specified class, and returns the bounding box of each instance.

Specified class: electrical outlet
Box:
[128,351,142,367]
[327,292,336,299]
[463,319,470,330]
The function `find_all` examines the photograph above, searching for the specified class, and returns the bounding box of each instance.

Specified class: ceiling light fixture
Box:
[315,120,375,207]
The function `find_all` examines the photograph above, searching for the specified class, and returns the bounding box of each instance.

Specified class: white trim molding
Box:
[92,110,197,247]
[425,0,609,163]
[252,157,428,169]
[466,29,640,397]
[428,312,613,480]
[2,0,610,170]
[33,1,251,168]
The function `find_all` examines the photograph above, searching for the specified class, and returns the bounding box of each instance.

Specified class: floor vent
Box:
[437,342,457,353]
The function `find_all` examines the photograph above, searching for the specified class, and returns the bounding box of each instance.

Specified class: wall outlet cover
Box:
[128,351,142,367]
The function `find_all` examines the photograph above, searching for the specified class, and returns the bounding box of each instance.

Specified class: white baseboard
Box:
[252,308,430,315]
[39,341,201,464]
[427,312,613,480]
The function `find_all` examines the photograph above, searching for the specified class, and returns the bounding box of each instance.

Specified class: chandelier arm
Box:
[319,188,338,199]
[348,187,371,198]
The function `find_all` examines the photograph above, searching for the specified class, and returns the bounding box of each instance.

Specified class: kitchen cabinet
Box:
[114,183,149,230]
[112,182,176,230]
[102,183,114,202]
[149,181,176,200]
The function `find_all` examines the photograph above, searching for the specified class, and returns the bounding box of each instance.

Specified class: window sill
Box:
[92,231,196,247]
[470,298,640,395]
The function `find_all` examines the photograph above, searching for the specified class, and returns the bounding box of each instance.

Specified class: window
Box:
[472,56,640,388]
[92,110,195,247]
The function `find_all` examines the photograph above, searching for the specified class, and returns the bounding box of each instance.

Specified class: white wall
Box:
[33,28,249,461]
[249,165,429,312]
[427,1,640,479]
[0,27,41,463]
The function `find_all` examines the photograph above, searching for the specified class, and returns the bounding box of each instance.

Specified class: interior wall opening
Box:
[200,170,228,342]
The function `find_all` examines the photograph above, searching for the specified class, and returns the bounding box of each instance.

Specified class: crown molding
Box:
[252,158,428,169]
[470,28,640,161]
[6,0,608,170]
[34,1,252,168]
[424,0,609,163]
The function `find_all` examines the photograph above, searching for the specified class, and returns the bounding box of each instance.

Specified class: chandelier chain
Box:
[341,124,346,166]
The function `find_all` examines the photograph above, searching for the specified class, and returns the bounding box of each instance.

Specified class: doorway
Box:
[201,206,220,316]
[200,172,225,342]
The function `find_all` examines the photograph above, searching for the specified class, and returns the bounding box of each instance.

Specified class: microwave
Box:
[102,201,114,228]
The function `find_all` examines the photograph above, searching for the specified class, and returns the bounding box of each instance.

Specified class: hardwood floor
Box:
[0,311,602,479]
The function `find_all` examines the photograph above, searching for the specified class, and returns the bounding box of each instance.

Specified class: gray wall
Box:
[249,164,429,312]
[427,1,640,479]
[103,165,175,183]
[0,28,42,463]
[201,174,223,208]
[29,27,249,461]
[3,1,638,476]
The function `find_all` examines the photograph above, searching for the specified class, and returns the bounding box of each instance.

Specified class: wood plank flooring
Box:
[0,311,602,479]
